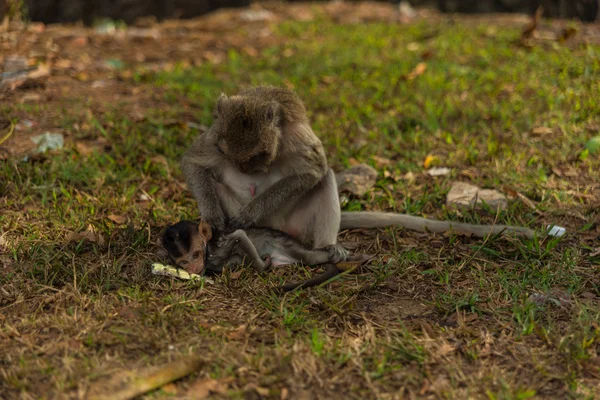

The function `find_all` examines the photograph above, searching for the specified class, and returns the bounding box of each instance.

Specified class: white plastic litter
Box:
[151,262,214,284]
[31,132,64,153]
[546,225,566,237]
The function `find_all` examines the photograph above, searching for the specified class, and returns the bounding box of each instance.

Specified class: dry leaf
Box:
[406,62,427,80]
[436,342,456,356]
[531,126,553,135]
[423,154,439,169]
[107,214,127,224]
[229,270,243,280]
[75,142,95,155]
[522,6,543,39]
[244,384,270,396]
[281,388,289,400]
[371,155,393,167]
[226,324,247,340]
[186,378,227,399]
[67,225,105,246]
[161,383,178,395]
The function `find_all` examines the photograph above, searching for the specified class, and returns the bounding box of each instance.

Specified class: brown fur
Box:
[181,85,344,261]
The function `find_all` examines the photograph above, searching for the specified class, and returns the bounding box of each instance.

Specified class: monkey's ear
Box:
[216,94,228,114]
[198,221,213,241]
[265,102,279,122]
[164,227,178,242]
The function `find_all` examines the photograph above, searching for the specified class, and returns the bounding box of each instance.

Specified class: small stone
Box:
[446,182,508,211]
[336,164,378,197]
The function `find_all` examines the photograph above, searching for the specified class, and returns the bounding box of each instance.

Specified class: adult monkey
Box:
[181,86,538,261]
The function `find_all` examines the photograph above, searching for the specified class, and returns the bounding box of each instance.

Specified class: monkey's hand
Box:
[262,255,272,268]
[228,215,253,230]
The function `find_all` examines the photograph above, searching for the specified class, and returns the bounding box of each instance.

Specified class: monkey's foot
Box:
[325,244,349,263]
[263,255,272,269]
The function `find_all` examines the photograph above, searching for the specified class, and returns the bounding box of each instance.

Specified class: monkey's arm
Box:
[340,212,536,239]
[181,159,227,230]
[232,173,322,228]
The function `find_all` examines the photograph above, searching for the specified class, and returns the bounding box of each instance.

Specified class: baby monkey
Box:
[161,220,370,291]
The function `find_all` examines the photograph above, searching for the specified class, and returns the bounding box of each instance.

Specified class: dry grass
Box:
[1,3,599,399]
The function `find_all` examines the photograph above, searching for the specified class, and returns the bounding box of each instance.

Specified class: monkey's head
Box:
[213,94,281,174]
[161,220,212,274]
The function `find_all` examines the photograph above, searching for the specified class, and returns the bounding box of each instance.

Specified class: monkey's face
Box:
[214,95,280,174]
[161,221,212,274]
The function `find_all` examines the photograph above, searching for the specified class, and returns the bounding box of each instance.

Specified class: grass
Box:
[1,6,600,399]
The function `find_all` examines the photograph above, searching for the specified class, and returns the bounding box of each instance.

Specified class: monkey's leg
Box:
[285,169,349,262]
[227,230,270,272]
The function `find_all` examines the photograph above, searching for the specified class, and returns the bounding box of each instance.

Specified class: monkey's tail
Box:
[279,263,340,292]
[340,211,536,239]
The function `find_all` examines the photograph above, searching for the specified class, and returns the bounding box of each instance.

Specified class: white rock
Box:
[446,181,508,211]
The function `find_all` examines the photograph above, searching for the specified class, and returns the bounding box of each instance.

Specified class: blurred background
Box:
[4,0,600,24]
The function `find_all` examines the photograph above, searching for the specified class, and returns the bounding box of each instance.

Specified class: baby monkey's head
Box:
[213,94,281,174]
[161,220,212,274]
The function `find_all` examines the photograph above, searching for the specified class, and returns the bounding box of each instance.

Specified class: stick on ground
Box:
[87,355,204,400]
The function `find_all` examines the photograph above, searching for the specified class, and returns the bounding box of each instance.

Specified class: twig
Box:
[0,121,15,146]
[87,355,204,400]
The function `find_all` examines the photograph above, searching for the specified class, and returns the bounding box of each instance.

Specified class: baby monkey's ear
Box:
[198,221,213,241]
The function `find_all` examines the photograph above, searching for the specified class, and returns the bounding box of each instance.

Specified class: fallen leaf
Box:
[383,169,397,181]
[107,214,127,224]
[226,324,247,340]
[186,378,227,398]
[436,342,455,356]
[281,387,289,400]
[406,62,427,80]
[531,126,553,135]
[522,5,543,40]
[559,26,578,41]
[75,142,95,155]
[244,384,270,396]
[229,270,243,279]
[423,154,439,169]
[371,155,393,167]
[67,224,105,246]
[155,382,176,395]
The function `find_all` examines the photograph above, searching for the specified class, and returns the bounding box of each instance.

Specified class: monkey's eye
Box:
[179,260,189,266]
[192,251,202,259]
[216,145,225,155]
